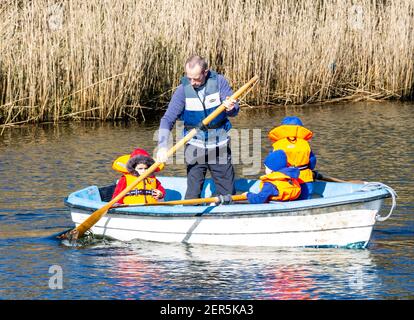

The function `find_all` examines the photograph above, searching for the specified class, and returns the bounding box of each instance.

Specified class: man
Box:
[156,55,239,199]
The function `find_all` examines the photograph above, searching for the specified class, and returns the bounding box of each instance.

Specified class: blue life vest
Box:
[181,71,231,147]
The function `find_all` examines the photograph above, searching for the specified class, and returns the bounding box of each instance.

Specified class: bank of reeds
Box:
[0,0,413,125]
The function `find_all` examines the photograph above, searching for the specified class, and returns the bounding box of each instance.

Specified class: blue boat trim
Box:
[64,193,389,218]
[304,241,368,249]
[64,178,391,218]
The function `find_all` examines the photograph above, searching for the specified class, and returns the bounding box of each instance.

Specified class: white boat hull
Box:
[70,199,382,248]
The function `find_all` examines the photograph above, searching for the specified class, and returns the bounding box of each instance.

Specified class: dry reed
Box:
[0,0,413,125]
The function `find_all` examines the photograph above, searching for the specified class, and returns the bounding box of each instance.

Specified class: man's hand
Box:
[156,147,168,163]
[152,189,164,199]
[223,97,237,112]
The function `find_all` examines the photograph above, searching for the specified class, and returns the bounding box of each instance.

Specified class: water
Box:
[0,101,413,299]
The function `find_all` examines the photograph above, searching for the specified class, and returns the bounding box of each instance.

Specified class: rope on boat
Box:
[360,182,398,222]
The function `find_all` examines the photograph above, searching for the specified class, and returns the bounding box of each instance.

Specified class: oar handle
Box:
[200,75,259,127]
[313,171,366,184]
[164,75,259,159]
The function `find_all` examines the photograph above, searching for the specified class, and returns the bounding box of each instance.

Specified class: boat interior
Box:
[95,177,364,203]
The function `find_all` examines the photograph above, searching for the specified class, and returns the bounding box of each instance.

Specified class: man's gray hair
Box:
[185,55,208,72]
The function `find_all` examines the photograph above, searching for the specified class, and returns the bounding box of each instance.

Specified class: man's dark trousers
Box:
[184,141,235,199]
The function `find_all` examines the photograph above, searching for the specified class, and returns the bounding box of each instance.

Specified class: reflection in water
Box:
[0,101,413,299]
[114,254,163,299]
[103,241,380,299]
[262,266,315,300]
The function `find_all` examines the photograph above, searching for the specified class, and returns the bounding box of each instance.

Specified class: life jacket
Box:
[112,155,164,174]
[123,174,158,204]
[268,125,314,183]
[259,171,301,201]
[181,70,231,147]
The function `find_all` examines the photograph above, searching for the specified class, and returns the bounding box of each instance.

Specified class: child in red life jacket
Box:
[111,148,165,204]
[245,150,301,204]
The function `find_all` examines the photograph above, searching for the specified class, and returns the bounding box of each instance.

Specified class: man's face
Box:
[185,64,208,88]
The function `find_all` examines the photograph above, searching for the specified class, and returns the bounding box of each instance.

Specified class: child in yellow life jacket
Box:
[268,116,317,200]
[111,148,165,204]
[246,150,301,204]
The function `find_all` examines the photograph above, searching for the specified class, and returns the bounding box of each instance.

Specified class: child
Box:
[246,150,301,204]
[111,148,165,204]
[268,116,316,200]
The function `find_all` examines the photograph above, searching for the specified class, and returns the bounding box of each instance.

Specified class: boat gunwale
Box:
[64,192,390,218]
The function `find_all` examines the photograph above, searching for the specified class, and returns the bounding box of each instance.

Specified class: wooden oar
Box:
[111,193,285,208]
[113,194,249,207]
[58,75,259,241]
[313,171,366,184]
[115,172,366,209]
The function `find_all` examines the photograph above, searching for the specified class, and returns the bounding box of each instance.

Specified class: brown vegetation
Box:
[0,0,413,126]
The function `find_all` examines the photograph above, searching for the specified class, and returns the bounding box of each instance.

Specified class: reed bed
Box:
[0,0,413,125]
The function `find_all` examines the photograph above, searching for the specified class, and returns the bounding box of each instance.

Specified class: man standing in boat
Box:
[156,55,239,199]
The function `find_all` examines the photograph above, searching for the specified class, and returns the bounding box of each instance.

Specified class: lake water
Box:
[0,101,413,300]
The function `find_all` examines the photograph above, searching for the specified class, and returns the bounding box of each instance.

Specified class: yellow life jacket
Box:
[268,125,313,142]
[112,155,164,174]
[123,174,158,204]
[268,125,314,183]
[259,171,301,201]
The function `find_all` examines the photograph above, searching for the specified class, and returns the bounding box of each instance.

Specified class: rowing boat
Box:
[64,177,396,248]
